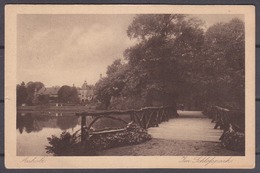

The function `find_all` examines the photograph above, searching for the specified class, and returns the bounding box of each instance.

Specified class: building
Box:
[36,86,60,102]
[77,81,94,103]
[35,81,95,104]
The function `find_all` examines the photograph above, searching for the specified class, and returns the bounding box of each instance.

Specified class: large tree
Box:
[95,15,244,111]
[58,86,80,104]
[124,14,204,108]
[196,18,245,109]
[95,14,205,110]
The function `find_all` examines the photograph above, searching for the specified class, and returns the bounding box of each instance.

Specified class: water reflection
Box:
[17,113,79,134]
[17,112,131,156]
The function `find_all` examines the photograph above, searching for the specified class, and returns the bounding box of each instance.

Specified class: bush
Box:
[46,124,152,156]
[46,132,83,156]
[91,124,152,150]
[221,128,245,152]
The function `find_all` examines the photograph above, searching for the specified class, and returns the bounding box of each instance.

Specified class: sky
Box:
[17,14,243,87]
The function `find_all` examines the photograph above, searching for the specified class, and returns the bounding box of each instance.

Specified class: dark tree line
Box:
[95,14,245,111]
[17,81,44,106]
[16,82,81,106]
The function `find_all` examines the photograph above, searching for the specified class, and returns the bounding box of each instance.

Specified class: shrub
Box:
[46,132,82,156]
[221,128,245,152]
[91,124,152,150]
[46,124,152,156]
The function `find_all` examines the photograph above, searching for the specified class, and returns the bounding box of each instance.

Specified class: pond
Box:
[16,112,131,156]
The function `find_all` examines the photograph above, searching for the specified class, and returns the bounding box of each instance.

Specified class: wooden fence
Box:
[75,106,177,145]
[210,106,245,133]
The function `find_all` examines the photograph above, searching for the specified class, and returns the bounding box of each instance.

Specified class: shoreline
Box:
[17,105,95,113]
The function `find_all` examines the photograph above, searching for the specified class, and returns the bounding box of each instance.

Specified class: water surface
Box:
[17,112,130,156]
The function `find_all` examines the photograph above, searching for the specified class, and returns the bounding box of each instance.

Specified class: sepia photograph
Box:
[5,5,255,168]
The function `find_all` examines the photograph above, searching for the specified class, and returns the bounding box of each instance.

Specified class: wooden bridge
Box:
[76,106,177,144]
[76,105,244,146]
[148,111,223,142]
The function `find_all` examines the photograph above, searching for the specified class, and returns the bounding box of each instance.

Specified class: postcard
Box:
[5,5,255,168]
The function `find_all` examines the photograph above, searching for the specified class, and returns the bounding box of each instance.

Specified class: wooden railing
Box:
[75,106,177,145]
[209,106,245,133]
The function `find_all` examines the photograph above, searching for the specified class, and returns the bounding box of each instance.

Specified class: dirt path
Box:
[148,111,223,142]
[98,138,244,156]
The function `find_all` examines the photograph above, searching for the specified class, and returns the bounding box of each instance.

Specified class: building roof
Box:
[37,87,60,95]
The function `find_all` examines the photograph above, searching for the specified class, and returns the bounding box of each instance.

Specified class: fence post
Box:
[81,115,89,147]
[143,111,147,129]
[155,109,160,127]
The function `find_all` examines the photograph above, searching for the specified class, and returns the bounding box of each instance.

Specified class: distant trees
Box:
[16,82,81,105]
[37,94,50,105]
[16,81,44,106]
[57,86,80,104]
[17,82,28,106]
[26,81,44,105]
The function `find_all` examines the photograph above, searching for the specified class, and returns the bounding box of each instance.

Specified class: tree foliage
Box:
[124,14,205,108]
[16,81,45,106]
[95,14,205,110]
[95,59,128,109]
[195,18,245,109]
[95,15,245,111]
[37,94,49,105]
[16,82,28,106]
[58,85,80,104]
[26,81,44,105]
